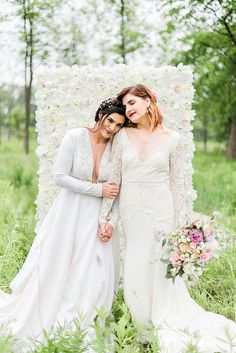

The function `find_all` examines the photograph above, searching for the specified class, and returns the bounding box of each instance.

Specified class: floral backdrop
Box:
[34,64,196,231]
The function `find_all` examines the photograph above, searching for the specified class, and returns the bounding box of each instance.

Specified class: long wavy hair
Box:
[117,84,163,130]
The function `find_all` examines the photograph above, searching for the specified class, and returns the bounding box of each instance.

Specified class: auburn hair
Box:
[117,84,163,130]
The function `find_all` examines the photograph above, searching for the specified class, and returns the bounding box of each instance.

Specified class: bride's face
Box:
[122,93,149,124]
[100,113,125,138]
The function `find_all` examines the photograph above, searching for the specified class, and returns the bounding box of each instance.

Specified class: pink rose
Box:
[170,251,180,265]
[188,230,203,244]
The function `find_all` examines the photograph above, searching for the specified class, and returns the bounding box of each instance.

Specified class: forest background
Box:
[0,0,235,352]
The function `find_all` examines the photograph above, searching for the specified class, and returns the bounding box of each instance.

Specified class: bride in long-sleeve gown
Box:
[0,98,127,351]
[99,84,236,353]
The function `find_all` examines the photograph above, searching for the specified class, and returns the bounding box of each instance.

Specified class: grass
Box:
[190,145,236,321]
[193,145,236,232]
[0,138,38,291]
[0,137,235,352]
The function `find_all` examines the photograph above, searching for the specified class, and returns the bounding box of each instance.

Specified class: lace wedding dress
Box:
[0,128,118,350]
[99,128,236,353]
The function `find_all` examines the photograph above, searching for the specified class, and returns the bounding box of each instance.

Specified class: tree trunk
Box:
[23,0,33,154]
[120,0,126,64]
[226,114,236,159]
[24,85,31,154]
[203,115,208,152]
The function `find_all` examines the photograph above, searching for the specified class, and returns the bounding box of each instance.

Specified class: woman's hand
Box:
[99,223,113,242]
[102,181,119,198]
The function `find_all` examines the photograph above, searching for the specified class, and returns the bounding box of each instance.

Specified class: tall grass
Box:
[190,146,236,321]
[193,146,236,232]
[0,138,37,290]
[0,138,235,352]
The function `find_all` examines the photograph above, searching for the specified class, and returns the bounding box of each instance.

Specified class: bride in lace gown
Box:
[0,98,127,350]
[99,84,236,353]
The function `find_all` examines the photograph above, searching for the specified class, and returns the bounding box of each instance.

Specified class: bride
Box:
[0,97,127,349]
[99,84,236,352]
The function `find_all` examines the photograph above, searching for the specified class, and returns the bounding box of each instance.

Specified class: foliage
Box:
[0,85,25,141]
[160,0,236,157]
[4,0,63,153]
[31,319,88,353]
[104,0,147,63]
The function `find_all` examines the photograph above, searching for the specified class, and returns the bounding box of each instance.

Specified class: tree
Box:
[6,0,62,153]
[160,0,236,158]
[0,84,24,142]
[9,105,25,139]
[50,2,89,66]
[106,0,147,64]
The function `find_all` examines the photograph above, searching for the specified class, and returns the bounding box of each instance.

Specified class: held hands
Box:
[99,223,113,243]
[102,181,119,198]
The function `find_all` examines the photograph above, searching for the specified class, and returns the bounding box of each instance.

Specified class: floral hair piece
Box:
[99,97,119,111]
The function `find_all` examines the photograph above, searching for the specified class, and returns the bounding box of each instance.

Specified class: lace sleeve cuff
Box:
[107,196,120,229]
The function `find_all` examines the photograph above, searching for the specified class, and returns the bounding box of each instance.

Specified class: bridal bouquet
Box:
[161,217,224,286]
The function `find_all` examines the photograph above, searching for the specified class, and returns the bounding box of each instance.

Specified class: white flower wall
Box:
[34,64,197,231]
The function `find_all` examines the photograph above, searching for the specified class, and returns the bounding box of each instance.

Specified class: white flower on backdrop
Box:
[34,64,197,231]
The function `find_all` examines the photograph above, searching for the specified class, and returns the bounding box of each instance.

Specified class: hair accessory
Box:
[99,97,119,110]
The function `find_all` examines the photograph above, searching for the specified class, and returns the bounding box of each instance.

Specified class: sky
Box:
[0,1,24,85]
[0,0,169,86]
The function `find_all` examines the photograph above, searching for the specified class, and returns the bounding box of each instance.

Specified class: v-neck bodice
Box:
[63,128,112,183]
[123,128,175,166]
[85,128,111,183]
[121,128,178,184]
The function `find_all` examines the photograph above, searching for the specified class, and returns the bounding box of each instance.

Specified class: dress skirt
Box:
[120,181,236,353]
[0,189,114,348]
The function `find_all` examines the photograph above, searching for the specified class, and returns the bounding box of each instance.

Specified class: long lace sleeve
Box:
[106,196,120,229]
[54,131,102,197]
[169,136,188,227]
[99,131,122,226]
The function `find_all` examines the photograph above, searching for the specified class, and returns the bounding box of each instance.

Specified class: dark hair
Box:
[94,97,128,126]
[117,84,163,131]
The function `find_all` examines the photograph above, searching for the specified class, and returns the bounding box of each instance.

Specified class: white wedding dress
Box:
[99,128,236,353]
[0,128,118,351]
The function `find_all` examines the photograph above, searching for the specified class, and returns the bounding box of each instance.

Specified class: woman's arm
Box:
[99,131,122,225]
[169,136,188,227]
[54,130,103,197]
[106,195,120,229]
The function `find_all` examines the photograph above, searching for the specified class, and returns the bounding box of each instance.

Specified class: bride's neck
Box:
[136,116,151,131]
[136,121,163,134]
[89,129,108,144]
